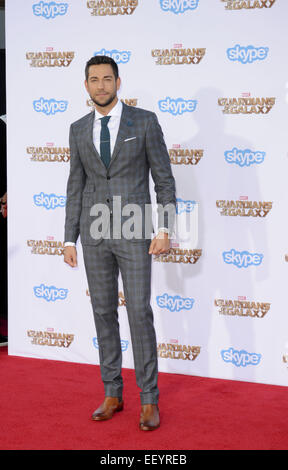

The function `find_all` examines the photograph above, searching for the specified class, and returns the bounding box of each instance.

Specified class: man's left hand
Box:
[148,231,170,255]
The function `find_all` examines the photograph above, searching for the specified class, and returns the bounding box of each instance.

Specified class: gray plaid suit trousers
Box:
[83,237,157,404]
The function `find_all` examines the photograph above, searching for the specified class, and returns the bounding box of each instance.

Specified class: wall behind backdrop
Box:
[6,0,288,388]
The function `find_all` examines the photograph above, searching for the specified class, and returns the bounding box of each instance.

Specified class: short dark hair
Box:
[85,56,119,81]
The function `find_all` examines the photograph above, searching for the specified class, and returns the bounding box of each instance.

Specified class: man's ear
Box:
[116,77,121,92]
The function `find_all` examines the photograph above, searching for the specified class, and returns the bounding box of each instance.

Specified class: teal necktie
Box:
[100,115,111,168]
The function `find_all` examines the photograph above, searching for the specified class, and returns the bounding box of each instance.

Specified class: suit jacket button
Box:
[107,198,110,203]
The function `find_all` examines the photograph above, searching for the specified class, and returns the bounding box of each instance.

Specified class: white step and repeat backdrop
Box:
[6,0,288,387]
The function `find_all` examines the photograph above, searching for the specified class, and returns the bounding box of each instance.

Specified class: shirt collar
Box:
[94,99,123,121]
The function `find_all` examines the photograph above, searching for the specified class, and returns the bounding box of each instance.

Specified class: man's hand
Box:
[148,232,170,255]
[64,246,77,267]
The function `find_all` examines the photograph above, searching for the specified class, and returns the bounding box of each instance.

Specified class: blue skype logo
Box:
[33,192,66,210]
[93,337,129,352]
[33,284,68,302]
[32,1,69,19]
[33,98,68,115]
[158,97,197,115]
[221,347,261,368]
[160,0,200,14]
[94,48,131,64]
[227,45,269,64]
[223,249,263,269]
[176,198,196,215]
[225,148,266,167]
[156,293,194,312]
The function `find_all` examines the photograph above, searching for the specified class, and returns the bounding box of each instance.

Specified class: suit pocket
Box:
[128,192,150,204]
[122,135,143,156]
[124,136,137,143]
[81,192,107,208]
[83,183,95,194]
[82,194,94,208]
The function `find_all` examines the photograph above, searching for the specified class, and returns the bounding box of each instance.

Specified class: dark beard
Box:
[91,92,117,108]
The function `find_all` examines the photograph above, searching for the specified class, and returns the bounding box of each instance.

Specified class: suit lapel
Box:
[108,103,133,170]
[85,110,107,170]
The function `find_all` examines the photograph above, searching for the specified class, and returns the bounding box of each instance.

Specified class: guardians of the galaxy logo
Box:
[169,146,203,165]
[26,51,75,67]
[27,330,74,347]
[27,146,70,162]
[27,239,64,255]
[151,47,205,65]
[215,298,271,318]
[154,248,202,264]
[158,342,201,361]
[221,0,276,9]
[218,96,276,114]
[216,199,273,217]
[87,0,138,16]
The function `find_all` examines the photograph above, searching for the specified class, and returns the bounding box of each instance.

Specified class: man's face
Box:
[85,64,120,108]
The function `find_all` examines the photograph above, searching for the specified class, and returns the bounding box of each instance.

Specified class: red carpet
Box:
[0,346,287,450]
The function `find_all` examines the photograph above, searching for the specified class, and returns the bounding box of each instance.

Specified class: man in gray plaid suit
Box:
[64,56,176,431]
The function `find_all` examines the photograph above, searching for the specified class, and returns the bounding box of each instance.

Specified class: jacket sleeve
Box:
[145,112,176,235]
[64,125,86,244]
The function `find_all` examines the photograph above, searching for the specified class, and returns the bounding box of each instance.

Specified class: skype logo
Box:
[227,44,269,64]
[32,1,69,19]
[223,249,263,269]
[94,48,131,64]
[160,0,200,14]
[33,192,66,210]
[158,97,197,115]
[33,98,68,115]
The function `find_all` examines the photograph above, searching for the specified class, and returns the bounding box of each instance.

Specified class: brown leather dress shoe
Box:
[92,397,124,421]
[139,404,160,431]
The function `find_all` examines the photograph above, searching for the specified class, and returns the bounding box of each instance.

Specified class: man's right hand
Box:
[64,246,77,267]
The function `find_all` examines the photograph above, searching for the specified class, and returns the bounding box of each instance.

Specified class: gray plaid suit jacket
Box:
[64,103,176,246]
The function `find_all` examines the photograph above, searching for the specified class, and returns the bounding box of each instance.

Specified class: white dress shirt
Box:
[93,98,123,155]
[65,100,168,247]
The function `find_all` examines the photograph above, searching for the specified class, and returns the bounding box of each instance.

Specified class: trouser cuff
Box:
[140,392,159,405]
[104,386,123,402]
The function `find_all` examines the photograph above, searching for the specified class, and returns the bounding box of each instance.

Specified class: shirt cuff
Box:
[64,242,76,247]
[157,227,170,238]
